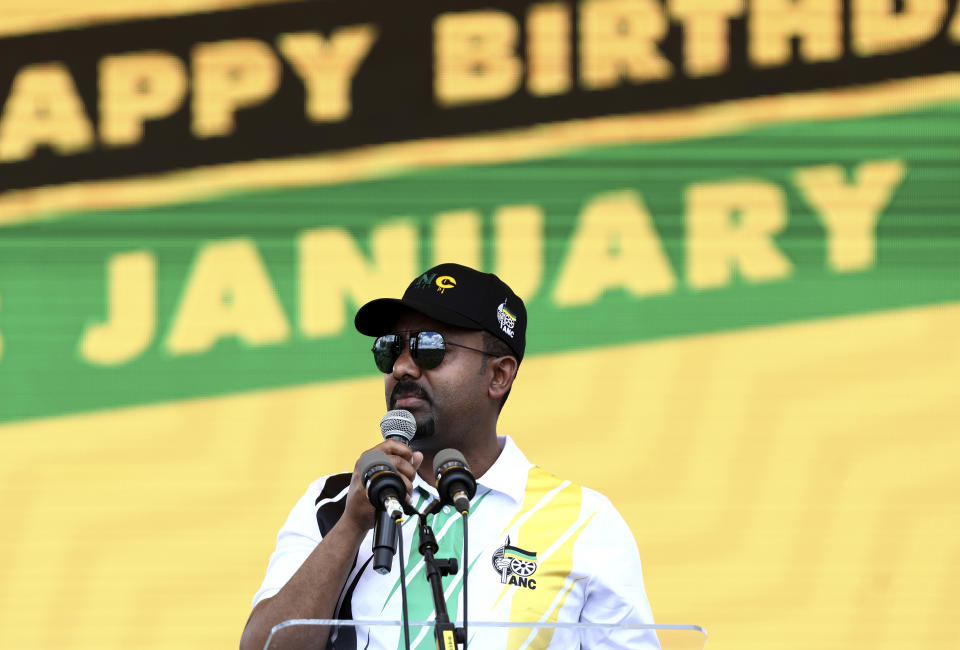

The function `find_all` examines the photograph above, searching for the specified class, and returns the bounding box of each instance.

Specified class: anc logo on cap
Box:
[412,272,456,294]
[496,300,517,338]
[491,537,538,589]
[435,275,456,294]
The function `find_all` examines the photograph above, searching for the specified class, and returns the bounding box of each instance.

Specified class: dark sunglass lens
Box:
[372,335,399,373]
[414,331,446,369]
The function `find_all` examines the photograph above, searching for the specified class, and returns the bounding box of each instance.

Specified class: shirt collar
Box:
[411,435,531,505]
[477,435,530,504]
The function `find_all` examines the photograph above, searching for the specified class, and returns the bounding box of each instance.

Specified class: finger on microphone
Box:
[380,439,415,460]
[389,453,418,473]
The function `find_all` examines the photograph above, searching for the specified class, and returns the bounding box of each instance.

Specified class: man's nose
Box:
[391,341,421,379]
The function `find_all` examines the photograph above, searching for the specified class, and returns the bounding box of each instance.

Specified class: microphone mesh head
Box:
[380,409,417,443]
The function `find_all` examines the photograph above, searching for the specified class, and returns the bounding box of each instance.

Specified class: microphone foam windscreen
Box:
[433,448,470,474]
[358,449,395,480]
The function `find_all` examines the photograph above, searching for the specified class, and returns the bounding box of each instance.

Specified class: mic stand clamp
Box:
[417,515,466,649]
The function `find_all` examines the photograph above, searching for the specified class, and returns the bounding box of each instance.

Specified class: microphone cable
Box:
[396,510,411,650]
[461,511,468,648]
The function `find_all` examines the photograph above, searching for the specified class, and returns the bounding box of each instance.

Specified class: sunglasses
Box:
[371,330,495,374]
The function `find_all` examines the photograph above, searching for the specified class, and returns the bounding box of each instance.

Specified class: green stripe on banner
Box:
[0,101,957,422]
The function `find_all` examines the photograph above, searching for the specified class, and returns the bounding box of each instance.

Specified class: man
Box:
[240,263,656,650]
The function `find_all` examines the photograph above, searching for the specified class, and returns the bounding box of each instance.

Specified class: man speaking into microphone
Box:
[240,264,657,650]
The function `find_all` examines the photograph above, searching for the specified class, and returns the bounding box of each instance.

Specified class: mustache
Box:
[390,381,431,407]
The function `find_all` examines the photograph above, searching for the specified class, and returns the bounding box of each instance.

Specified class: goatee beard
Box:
[414,415,435,440]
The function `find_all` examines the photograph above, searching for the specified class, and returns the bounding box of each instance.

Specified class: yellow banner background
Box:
[2,301,957,649]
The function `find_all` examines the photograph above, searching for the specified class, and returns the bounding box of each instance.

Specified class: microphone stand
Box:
[416,504,465,649]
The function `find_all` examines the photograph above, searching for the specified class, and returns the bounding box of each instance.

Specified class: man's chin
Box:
[411,416,435,441]
[385,400,434,439]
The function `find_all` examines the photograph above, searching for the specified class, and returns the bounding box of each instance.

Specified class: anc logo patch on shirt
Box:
[492,537,538,589]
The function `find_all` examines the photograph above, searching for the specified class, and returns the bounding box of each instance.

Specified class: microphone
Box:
[359,450,406,574]
[381,409,416,444]
[360,449,405,516]
[434,449,477,515]
[377,410,417,516]
[363,410,418,575]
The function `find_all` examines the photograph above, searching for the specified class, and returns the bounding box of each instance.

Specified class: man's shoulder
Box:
[306,471,352,498]
[525,465,613,502]
[507,440,616,511]
[524,464,626,523]
[577,482,619,511]
[302,472,353,537]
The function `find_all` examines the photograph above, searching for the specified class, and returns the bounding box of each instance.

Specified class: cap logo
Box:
[496,300,516,338]
[413,272,436,290]
[435,275,456,294]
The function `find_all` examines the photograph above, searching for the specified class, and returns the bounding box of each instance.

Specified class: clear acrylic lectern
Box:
[263,618,707,649]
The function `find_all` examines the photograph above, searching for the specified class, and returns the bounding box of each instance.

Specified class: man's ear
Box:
[488,355,519,401]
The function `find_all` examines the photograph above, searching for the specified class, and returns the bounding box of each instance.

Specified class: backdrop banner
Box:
[1,2,958,649]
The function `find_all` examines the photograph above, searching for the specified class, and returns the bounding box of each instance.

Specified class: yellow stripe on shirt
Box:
[490,466,595,644]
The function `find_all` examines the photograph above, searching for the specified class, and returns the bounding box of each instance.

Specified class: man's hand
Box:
[342,440,424,533]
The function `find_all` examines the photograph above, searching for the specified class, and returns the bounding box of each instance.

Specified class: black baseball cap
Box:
[354,263,527,361]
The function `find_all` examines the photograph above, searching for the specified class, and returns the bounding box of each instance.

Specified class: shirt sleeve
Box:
[250,480,326,608]
[577,490,659,649]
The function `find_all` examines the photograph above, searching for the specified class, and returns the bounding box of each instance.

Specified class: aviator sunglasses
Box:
[371,330,495,373]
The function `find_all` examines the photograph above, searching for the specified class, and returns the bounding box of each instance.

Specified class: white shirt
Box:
[253,436,657,648]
